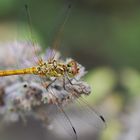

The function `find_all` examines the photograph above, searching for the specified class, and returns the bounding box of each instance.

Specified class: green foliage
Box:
[85,67,117,103]
[0,0,17,15]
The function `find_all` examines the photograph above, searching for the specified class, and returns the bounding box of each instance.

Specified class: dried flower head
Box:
[0,41,91,130]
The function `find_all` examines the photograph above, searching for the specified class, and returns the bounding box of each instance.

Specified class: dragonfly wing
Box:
[47,100,106,140]
[39,104,77,140]
[43,48,61,62]
[12,41,40,68]
[44,48,55,61]
[39,78,105,139]
[74,98,106,130]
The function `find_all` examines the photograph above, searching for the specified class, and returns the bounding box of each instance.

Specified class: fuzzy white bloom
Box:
[0,41,91,130]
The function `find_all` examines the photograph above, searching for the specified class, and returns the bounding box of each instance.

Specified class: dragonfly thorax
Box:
[34,59,79,78]
[35,60,66,77]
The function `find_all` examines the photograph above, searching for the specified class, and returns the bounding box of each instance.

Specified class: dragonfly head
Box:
[66,60,79,77]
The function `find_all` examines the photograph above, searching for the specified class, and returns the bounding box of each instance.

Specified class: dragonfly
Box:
[0,3,106,140]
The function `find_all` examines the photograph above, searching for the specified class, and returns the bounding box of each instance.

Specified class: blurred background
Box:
[0,0,140,140]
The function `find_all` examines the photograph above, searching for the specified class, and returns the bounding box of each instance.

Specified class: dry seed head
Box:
[0,42,91,129]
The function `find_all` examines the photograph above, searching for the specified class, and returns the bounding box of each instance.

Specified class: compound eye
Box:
[67,64,71,67]
[71,62,74,65]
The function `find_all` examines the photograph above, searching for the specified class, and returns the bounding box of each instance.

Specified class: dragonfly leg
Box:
[45,78,57,89]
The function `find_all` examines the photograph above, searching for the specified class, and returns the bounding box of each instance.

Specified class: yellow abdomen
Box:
[0,67,36,77]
